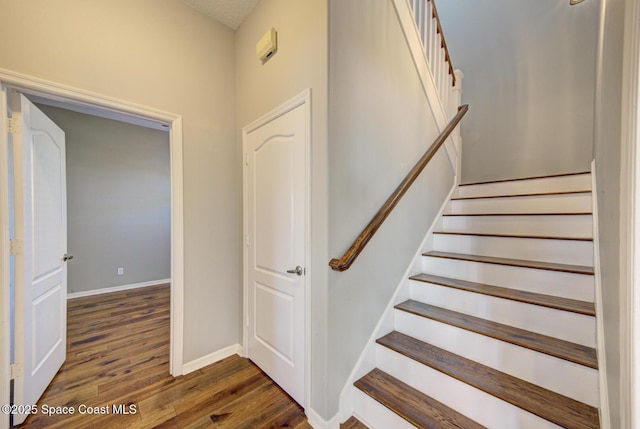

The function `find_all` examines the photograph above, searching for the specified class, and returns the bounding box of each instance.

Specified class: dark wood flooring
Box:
[17,284,311,429]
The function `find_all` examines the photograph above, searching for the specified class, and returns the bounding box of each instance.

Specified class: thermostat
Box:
[256,28,277,62]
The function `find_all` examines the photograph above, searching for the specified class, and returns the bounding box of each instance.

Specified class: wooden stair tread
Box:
[459,171,591,186]
[433,231,593,241]
[340,416,368,429]
[423,251,594,275]
[395,300,597,368]
[377,331,600,429]
[409,273,595,316]
[354,368,486,429]
[443,212,592,217]
[451,190,591,201]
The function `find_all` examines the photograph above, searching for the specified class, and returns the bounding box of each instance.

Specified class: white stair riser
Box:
[394,311,599,406]
[433,234,593,266]
[352,389,416,429]
[422,256,595,301]
[442,214,593,238]
[409,281,596,347]
[457,174,591,199]
[375,345,563,429]
[448,193,592,215]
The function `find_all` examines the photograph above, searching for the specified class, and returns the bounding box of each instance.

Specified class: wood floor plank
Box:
[377,332,600,429]
[395,300,597,369]
[355,368,486,429]
[409,273,596,316]
[424,251,595,275]
[18,284,309,428]
[341,416,369,429]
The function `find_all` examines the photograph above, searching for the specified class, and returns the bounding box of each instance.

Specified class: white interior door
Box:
[10,93,67,425]
[245,98,308,405]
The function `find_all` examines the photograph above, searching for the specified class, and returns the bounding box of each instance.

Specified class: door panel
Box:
[11,94,67,425]
[246,101,307,405]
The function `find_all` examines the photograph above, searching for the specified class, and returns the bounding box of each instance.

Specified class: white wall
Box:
[0,0,238,363]
[235,0,329,416]
[327,0,454,419]
[437,0,599,183]
[36,105,170,294]
[594,0,626,426]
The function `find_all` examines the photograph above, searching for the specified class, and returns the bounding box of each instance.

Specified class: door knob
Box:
[286,266,304,276]
[63,254,74,262]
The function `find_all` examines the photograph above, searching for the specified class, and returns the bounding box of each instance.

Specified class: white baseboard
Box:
[182,343,242,375]
[306,408,340,429]
[67,278,171,299]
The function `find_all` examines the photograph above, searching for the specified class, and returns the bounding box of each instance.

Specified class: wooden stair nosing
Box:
[459,171,591,187]
[423,251,595,275]
[409,273,596,316]
[442,212,592,217]
[340,416,369,429]
[354,368,486,429]
[377,331,600,429]
[433,231,593,242]
[451,190,592,201]
[395,300,598,369]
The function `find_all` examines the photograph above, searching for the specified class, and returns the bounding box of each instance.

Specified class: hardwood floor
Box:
[18,284,311,429]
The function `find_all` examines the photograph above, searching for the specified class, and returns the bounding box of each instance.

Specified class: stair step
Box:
[447,192,592,215]
[409,273,595,316]
[433,231,592,241]
[452,190,591,201]
[441,214,593,239]
[354,368,486,429]
[395,300,597,368]
[424,251,594,275]
[377,331,600,429]
[459,170,591,187]
[341,416,369,429]
[443,212,592,216]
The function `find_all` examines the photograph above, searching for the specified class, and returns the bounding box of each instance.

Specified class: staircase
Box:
[344,171,601,429]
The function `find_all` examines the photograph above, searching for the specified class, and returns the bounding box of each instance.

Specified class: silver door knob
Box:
[286,266,304,276]
[63,254,74,262]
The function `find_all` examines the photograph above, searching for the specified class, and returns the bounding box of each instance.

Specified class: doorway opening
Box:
[0,70,185,429]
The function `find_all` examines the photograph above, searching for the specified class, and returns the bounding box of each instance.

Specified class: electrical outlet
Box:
[117,267,124,275]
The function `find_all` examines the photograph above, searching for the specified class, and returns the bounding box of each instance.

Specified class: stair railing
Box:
[329,104,469,272]
[407,0,457,115]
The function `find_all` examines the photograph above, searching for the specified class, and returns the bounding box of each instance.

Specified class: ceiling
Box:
[182,0,260,30]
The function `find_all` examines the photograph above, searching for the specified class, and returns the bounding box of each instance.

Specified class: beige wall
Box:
[235,0,329,416]
[0,0,239,363]
[327,0,454,419]
[438,0,599,183]
[36,105,171,295]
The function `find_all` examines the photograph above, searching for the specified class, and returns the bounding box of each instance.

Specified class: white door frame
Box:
[621,0,640,427]
[0,68,185,429]
[242,89,312,410]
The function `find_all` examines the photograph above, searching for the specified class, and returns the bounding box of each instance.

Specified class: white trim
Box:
[620,0,640,426]
[66,279,171,300]
[0,69,185,388]
[182,344,242,375]
[338,182,457,423]
[591,162,611,429]
[242,89,312,410]
[392,0,446,130]
[0,85,11,429]
[306,408,340,429]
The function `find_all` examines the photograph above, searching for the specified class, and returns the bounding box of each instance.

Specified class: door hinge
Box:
[9,239,22,255]
[10,363,20,379]
[7,118,20,135]
[244,234,250,247]
[244,153,249,166]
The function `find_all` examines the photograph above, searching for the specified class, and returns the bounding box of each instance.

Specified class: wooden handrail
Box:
[329,104,469,272]
[429,0,456,86]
